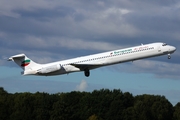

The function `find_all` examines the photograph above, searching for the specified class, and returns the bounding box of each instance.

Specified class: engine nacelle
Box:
[38,64,61,74]
[21,70,37,75]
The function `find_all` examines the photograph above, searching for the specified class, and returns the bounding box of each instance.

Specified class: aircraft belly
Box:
[42,69,66,76]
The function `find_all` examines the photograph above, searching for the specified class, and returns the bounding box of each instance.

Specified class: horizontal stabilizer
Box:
[8,54,26,61]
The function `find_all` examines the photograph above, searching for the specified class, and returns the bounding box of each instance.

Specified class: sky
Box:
[0,0,180,105]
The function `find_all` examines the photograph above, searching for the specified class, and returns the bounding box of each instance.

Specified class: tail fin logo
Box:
[21,59,31,67]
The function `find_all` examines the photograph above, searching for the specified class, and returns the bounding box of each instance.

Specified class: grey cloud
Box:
[13,6,76,21]
[1,0,180,41]
[119,60,180,79]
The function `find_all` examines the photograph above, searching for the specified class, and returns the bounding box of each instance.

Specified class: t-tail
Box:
[8,54,42,75]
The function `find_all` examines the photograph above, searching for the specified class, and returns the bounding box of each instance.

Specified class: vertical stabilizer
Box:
[8,54,41,71]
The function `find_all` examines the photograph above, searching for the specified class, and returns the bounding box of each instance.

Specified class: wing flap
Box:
[70,63,103,70]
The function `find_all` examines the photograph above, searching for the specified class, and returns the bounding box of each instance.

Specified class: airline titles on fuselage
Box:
[111,46,154,56]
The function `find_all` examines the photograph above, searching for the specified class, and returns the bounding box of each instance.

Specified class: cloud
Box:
[133,60,180,79]
[51,37,124,51]
[1,0,180,41]
[76,80,88,92]
[110,59,180,79]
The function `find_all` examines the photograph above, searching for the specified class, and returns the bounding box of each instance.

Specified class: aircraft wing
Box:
[70,63,104,70]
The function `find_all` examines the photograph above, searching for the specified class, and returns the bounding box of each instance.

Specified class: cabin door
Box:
[158,46,161,52]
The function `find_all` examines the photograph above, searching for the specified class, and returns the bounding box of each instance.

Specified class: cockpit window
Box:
[162,43,167,46]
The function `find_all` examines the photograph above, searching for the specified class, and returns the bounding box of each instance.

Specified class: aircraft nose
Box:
[170,46,176,53]
[172,46,176,51]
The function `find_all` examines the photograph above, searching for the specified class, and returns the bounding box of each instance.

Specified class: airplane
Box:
[8,42,176,77]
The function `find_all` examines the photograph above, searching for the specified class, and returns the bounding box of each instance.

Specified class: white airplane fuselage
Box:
[9,42,176,77]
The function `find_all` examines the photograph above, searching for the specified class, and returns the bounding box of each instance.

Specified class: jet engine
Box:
[38,64,61,74]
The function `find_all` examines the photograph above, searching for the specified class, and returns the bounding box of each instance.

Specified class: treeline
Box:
[0,87,180,120]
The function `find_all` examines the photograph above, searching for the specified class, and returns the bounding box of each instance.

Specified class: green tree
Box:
[0,87,10,120]
[10,93,35,120]
[33,92,57,120]
[0,87,178,120]
[122,107,137,120]
[133,95,173,120]
[87,114,102,120]
[173,102,180,120]
[51,91,84,120]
